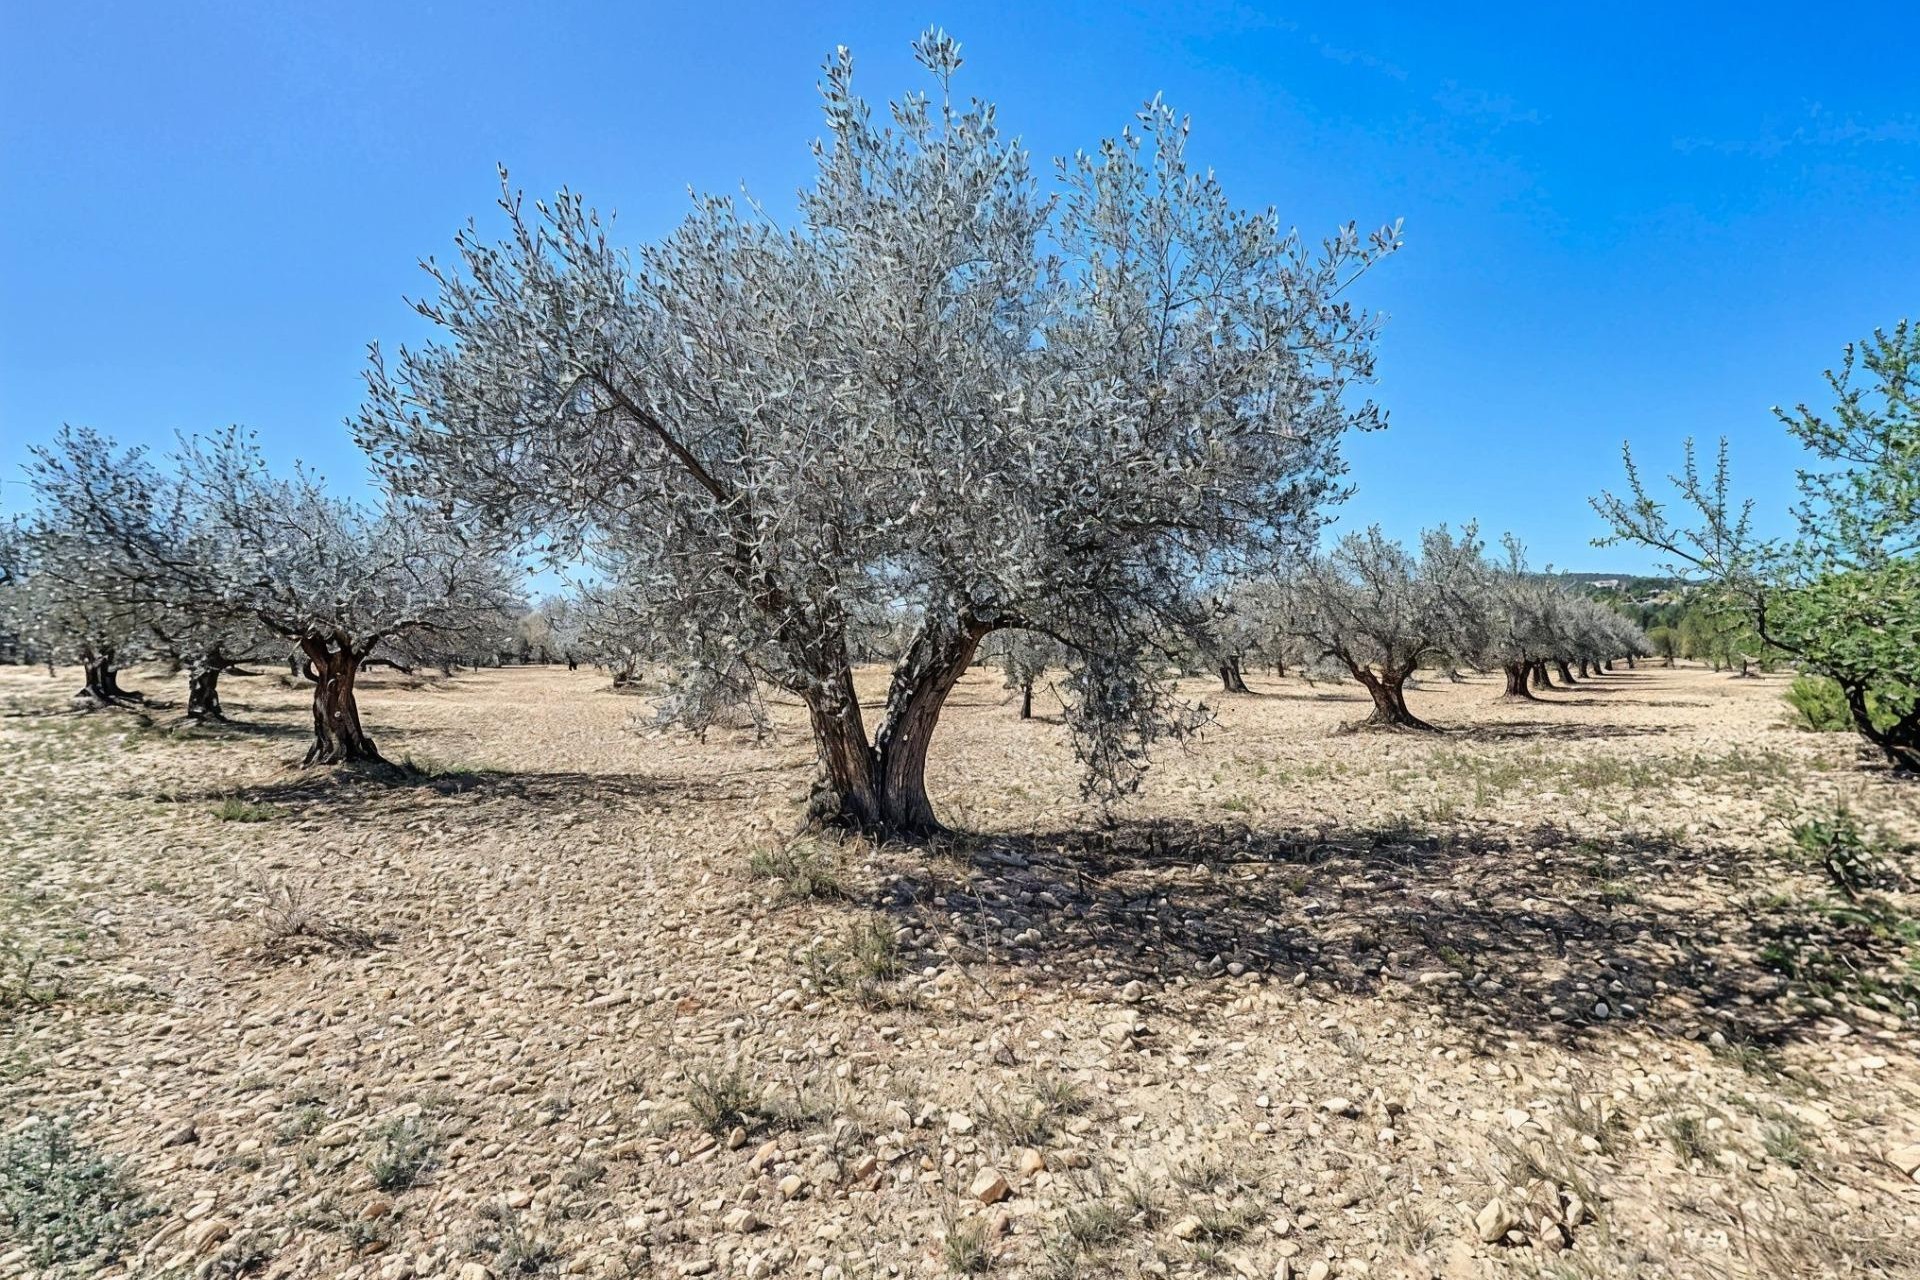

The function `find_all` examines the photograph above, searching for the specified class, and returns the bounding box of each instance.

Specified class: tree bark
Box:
[185,664,225,721]
[1555,659,1577,684]
[299,638,381,765]
[1502,662,1539,700]
[1219,655,1249,693]
[804,616,990,840]
[1019,681,1033,720]
[1626,654,1637,669]
[1530,660,1553,690]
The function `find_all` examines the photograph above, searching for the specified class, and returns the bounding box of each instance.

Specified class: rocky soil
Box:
[2,662,1917,1280]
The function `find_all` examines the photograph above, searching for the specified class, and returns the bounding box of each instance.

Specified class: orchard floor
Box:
[2,661,1918,1280]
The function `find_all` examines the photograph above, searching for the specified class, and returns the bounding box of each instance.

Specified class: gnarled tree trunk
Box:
[74,651,139,705]
[1501,661,1538,701]
[186,664,225,721]
[1555,659,1577,684]
[1019,681,1033,720]
[804,617,990,840]
[300,638,381,765]
[1529,660,1553,690]
[1219,655,1249,693]
[1348,661,1435,731]
[1842,680,1920,772]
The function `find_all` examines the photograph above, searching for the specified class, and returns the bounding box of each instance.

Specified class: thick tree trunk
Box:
[185,665,224,721]
[1348,662,1436,731]
[1274,657,1286,677]
[1530,660,1553,690]
[75,652,139,705]
[300,639,381,765]
[805,617,989,840]
[1626,654,1637,669]
[1555,659,1577,684]
[1576,659,1591,679]
[1219,656,1249,693]
[1019,681,1033,720]
[1502,662,1538,701]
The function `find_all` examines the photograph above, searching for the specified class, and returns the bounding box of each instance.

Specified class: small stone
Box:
[184,1219,231,1252]
[947,1114,975,1134]
[1170,1216,1203,1241]
[1475,1197,1516,1244]
[161,1122,198,1147]
[1306,1263,1331,1280]
[458,1265,493,1280]
[778,1174,804,1198]
[1121,980,1146,1003]
[750,1139,779,1171]
[722,1208,762,1233]
[1319,1097,1358,1118]
[1888,1142,1920,1179]
[726,1126,748,1151]
[970,1167,1010,1204]
[1016,1148,1046,1175]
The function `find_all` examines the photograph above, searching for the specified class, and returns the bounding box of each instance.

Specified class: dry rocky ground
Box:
[2,661,1918,1280]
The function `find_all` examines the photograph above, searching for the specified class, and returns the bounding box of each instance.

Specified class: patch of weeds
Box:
[248,875,381,961]
[212,797,278,823]
[1191,1201,1261,1242]
[748,840,849,903]
[805,917,907,1008]
[1217,794,1252,814]
[1661,1112,1719,1168]
[366,1116,437,1191]
[1761,1119,1811,1168]
[0,1118,159,1273]
[276,1101,329,1145]
[981,1073,1089,1146]
[469,1202,560,1274]
[0,936,68,1018]
[682,1063,771,1137]
[940,1214,993,1275]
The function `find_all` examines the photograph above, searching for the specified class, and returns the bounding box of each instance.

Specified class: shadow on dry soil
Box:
[878,819,1907,1052]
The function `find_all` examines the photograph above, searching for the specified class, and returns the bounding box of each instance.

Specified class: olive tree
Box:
[182,429,520,764]
[356,33,1397,837]
[1279,525,1484,730]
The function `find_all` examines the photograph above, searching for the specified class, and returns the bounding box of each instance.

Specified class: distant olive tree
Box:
[1279,525,1485,730]
[182,429,520,764]
[356,32,1398,837]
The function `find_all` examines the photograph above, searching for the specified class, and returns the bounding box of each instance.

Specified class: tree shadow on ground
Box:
[195,764,734,811]
[875,819,1909,1052]
[1447,722,1674,743]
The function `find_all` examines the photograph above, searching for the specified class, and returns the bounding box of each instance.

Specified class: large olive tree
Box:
[356,33,1398,837]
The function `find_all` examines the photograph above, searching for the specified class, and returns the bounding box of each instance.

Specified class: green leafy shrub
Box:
[0,1119,156,1272]
[1784,675,1851,732]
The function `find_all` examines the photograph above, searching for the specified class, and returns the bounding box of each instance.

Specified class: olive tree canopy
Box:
[183,428,521,764]
[357,32,1398,837]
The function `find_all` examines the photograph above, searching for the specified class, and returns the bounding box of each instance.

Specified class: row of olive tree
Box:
[1,425,522,763]
[1205,527,1647,730]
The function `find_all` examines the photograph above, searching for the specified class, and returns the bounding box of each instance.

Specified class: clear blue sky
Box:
[4,1,1916,572]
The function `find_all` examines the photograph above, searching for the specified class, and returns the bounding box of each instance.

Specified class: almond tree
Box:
[356,32,1397,837]
[1279,525,1484,730]
[183,429,519,764]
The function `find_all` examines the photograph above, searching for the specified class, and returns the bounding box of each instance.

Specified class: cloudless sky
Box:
[4,1,1916,572]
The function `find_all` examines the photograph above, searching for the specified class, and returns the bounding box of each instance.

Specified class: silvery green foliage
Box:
[1284,525,1486,680]
[13,427,171,673]
[179,428,520,662]
[356,32,1396,805]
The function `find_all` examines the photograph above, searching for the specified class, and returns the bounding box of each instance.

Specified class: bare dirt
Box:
[2,662,1917,1280]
